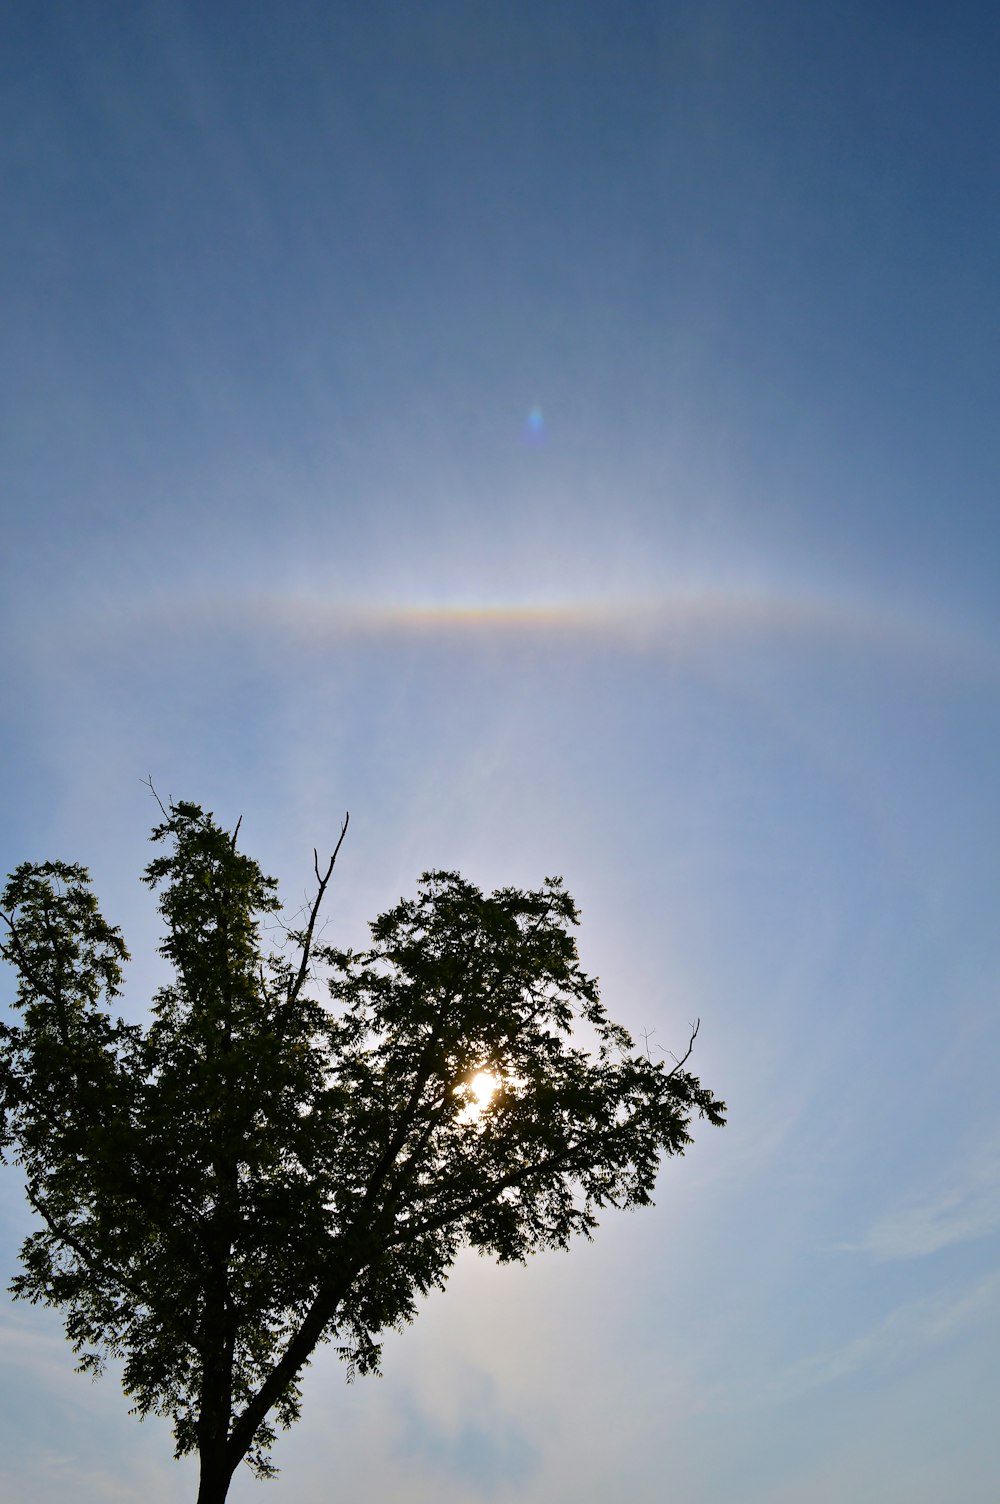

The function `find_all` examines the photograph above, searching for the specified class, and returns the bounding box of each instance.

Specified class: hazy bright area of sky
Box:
[2,2,999,1500]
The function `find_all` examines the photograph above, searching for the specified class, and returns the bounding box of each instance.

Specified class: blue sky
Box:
[2,2,999,1500]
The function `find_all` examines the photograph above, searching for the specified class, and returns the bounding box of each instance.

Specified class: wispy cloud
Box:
[0,1450,174,1504]
[0,1312,96,1402]
[847,1136,1000,1261]
[391,1364,540,1498]
[769,1267,1000,1403]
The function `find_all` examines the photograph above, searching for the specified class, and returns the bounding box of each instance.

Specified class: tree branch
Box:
[226,1106,656,1469]
[285,815,349,1009]
[666,1018,700,1077]
[142,775,170,820]
[24,1181,151,1307]
[0,910,68,1015]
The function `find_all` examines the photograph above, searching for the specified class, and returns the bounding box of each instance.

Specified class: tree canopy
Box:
[0,798,725,1503]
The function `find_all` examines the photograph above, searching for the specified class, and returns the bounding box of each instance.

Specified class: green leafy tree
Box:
[0,797,725,1504]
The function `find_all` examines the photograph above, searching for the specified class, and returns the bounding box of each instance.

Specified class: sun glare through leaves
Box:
[456,1069,500,1124]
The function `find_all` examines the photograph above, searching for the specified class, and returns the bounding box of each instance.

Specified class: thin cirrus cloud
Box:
[847,1139,1000,1262]
[390,1366,540,1497]
[764,1266,1000,1405]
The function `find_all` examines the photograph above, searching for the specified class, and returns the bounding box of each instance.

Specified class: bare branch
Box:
[286,814,349,1008]
[666,1018,700,1077]
[141,776,170,820]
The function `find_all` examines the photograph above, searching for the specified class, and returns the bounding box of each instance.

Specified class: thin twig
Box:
[666,1018,700,1077]
[286,814,349,1008]
[141,776,170,820]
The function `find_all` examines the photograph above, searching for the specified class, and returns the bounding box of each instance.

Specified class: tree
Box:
[0,796,725,1504]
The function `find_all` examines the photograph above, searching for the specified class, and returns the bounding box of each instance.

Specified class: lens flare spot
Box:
[522,405,546,444]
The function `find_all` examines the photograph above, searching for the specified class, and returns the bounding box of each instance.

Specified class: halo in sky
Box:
[80,581,990,674]
[248,588,987,672]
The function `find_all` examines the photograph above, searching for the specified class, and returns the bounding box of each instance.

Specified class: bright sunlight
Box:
[456,1070,499,1124]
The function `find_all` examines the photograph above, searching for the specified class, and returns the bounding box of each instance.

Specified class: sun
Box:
[456,1069,499,1123]
[469,1070,498,1107]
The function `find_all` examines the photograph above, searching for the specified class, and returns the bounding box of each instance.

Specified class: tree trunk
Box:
[196,1443,236,1504]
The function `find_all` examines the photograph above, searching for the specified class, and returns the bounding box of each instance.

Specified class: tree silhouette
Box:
[0,797,725,1503]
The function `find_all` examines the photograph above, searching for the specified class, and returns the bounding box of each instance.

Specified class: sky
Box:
[2,1,999,1499]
